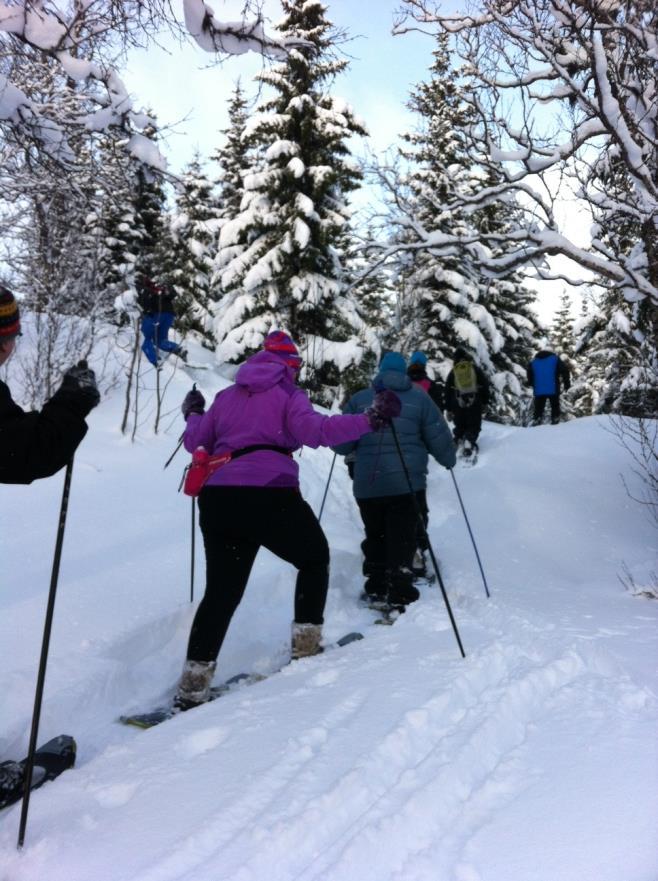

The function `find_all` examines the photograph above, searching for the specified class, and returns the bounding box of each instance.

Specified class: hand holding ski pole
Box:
[366,389,401,431]
[181,384,205,421]
[165,384,202,469]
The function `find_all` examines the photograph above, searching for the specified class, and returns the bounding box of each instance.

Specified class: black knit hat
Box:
[0,286,20,339]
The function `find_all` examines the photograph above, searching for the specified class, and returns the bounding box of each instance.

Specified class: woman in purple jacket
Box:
[173,331,400,710]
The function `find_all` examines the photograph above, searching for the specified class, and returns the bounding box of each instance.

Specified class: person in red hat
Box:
[0,285,100,484]
[171,330,401,711]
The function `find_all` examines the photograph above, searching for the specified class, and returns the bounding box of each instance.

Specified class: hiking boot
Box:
[291,622,323,660]
[173,659,217,711]
[387,568,420,605]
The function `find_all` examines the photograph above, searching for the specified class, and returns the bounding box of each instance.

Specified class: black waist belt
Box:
[230,444,293,460]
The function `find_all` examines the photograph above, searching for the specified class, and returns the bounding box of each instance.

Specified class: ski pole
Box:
[317,452,337,523]
[190,498,196,603]
[18,459,74,849]
[389,423,466,658]
[164,433,185,470]
[450,469,491,598]
[164,384,196,469]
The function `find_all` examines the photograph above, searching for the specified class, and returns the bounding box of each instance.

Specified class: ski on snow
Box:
[0,735,76,811]
[120,632,364,729]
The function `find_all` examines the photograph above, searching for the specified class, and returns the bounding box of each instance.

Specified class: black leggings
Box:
[187,486,330,662]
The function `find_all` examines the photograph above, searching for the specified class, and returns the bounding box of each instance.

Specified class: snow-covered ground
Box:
[1,348,657,881]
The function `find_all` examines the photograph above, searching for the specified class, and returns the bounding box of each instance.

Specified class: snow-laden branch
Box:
[394,0,658,307]
[0,1,303,169]
[183,0,298,58]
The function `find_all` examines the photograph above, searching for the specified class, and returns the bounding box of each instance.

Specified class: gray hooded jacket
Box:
[333,369,456,499]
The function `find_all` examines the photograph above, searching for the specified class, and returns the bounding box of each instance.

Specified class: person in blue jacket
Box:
[527,340,571,425]
[334,352,456,607]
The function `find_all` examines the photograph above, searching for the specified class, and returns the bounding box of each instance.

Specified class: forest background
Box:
[0,0,656,437]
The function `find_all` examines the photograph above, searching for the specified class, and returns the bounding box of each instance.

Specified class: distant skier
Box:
[527,339,571,425]
[0,285,98,808]
[334,351,456,607]
[172,331,400,710]
[407,350,445,412]
[137,275,187,368]
[445,347,490,460]
[0,285,100,485]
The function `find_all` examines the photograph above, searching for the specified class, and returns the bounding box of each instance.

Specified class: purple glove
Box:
[181,388,205,420]
[366,389,402,431]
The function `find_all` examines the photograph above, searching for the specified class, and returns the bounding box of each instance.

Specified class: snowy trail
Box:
[1,360,657,880]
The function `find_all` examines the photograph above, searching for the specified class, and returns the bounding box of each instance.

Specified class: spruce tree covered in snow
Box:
[166,153,218,347]
[571,289,657,417]
[93,138,144,311]
[215,0,374,405]
[100,119,176,327]
[391,33,540,422]
[571,157,658,419]
[552,292,576,360]
[468,175,543,422]
[393,33,484,377]
[212,80,251,226]
[211,80,253,307]
[132,122,169,282]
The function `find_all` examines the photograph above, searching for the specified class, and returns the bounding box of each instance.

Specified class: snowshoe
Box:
[0,735,76,811]
[360,592,405,626]
[120,632,364,730]
[459,440,479,467]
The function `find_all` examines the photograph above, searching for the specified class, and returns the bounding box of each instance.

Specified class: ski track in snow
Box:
[139,627,649,881]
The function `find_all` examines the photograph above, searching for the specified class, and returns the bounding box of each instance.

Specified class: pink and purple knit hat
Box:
[263,331,302,369]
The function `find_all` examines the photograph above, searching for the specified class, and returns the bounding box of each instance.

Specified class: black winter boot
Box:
[387,567,420,605]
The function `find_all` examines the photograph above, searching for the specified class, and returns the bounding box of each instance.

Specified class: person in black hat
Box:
[444,347,490,458]
[0,285,100,484]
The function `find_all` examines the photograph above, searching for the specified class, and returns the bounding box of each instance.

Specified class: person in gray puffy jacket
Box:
[334,352,456,606]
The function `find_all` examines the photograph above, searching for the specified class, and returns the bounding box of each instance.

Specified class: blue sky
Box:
[123,1,446,171]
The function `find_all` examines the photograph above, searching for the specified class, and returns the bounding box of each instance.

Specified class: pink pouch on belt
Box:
[182,447,232,497]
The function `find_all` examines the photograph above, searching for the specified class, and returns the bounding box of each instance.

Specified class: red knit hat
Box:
[263,330,302,369]
[0,286,20,338]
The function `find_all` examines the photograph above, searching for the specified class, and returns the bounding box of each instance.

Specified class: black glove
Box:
[182,388,205,420]
[49,360,100,419]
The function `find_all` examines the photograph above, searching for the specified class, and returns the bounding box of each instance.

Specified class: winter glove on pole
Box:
[49,360,100,418]
[366,389,402,431]
[181,387,205,420]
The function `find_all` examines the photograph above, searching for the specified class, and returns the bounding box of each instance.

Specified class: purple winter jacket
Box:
[183,350,372,489]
